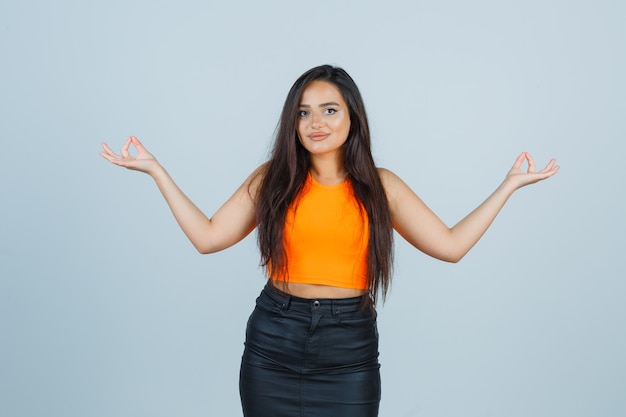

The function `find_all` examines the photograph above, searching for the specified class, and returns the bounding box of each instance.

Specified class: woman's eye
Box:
[325,108,337,115]
[298,110,308,117]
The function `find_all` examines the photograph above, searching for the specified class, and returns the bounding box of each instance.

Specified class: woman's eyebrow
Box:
[298,101,341,108]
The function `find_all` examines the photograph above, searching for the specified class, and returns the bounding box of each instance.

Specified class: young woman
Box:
[100,65,559,416]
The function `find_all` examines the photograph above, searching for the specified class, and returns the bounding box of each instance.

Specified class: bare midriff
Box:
[270,280,368,299]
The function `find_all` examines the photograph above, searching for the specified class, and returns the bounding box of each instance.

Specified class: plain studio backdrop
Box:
[1,1,624,416]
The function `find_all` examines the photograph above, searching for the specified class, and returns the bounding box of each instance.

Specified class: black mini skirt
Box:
[239,283,381,417]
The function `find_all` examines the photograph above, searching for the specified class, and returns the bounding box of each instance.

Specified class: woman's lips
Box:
[308,132,329,141]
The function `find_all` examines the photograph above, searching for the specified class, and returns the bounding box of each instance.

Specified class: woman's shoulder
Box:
[376,167,403,187]
[376,167,415,205]
[239,162,270,200]
[249,161,269,180]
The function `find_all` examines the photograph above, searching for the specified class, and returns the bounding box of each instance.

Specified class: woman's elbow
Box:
[442,254,463,264]
[195,237,236,254]
[436,247,466,263]
[197,246,215,255]
[195,241,222,254]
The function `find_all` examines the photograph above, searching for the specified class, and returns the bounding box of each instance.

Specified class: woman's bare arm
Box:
[381,152,559,263]
[100,136,261,253]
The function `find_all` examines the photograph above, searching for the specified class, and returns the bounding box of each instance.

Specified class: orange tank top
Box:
[272,174,370,290]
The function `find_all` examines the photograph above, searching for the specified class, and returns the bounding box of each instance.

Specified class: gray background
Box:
[1,0,624,416]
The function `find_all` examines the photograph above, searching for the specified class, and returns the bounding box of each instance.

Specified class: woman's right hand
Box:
[100,136,160,175]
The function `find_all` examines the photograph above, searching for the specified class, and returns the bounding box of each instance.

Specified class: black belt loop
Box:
[281,293,292,310]
[265,283,292,310]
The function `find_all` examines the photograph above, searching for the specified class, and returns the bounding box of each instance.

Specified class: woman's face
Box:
[297,80,351,159]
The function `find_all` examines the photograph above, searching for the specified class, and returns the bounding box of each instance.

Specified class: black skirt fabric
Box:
[239,283,381,417]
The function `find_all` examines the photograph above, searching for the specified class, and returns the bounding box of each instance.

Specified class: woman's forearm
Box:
[150,165,215,253]
[447,181,516,262]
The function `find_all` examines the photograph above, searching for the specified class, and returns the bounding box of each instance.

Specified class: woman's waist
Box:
[269,280,368,299]
[262,282,374,316]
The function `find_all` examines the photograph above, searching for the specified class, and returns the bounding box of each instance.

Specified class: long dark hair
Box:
[256,65,394,304]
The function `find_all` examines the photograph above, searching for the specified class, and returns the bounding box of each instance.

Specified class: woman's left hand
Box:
[504,152,559,191]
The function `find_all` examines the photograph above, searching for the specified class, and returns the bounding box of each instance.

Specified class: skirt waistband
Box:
[262,283,369,314]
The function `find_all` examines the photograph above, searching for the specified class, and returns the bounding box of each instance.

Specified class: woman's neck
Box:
[309,155,347,186]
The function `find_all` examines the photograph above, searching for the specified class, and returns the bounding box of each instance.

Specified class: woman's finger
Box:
[100,142,118,157]
[526,153,536,173]
[512,152,526,170]
[99,151,113,161]
[540,159,557,173]
[120,137,133,158]
[100,151,124,165]
[130,136,144,150]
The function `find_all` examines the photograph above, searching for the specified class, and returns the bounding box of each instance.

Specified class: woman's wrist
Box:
[148,162,167,181]
[497,177,518,198]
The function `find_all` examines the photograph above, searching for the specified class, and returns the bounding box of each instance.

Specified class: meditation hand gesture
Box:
[99,136,160,176]
[503,152,559,191]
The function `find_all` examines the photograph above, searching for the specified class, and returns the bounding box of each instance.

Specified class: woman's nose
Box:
[311,112,324,128]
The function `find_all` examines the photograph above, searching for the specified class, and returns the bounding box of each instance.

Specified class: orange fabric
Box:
[273,174,370,290]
